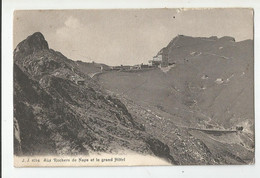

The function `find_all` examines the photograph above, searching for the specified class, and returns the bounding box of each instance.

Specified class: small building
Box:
[140,64,149,69]
[120,65,131,70]
[130,65,141,70]
[149,54,169,67]
[149,57,161,67]
[153,55,163,62]
[111,66,121,71]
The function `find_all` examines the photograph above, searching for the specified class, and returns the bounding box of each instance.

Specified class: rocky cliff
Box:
[13,32,177,164]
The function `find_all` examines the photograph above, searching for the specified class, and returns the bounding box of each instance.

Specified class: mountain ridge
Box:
[97,33,254,164]
[13,32,178,164]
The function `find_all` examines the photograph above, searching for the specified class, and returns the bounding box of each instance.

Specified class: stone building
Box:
[149,53,169,67]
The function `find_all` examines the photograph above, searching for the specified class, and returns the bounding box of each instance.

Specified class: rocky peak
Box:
[14,32,49,59]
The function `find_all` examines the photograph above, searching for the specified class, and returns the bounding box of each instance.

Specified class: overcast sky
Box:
[14,9,253,66]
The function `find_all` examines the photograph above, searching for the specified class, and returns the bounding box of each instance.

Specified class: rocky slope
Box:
[13,32,176,164]
[97,35,254,164]
[157,35,254,130]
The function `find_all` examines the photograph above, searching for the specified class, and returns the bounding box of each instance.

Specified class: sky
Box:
[13,9,253,66]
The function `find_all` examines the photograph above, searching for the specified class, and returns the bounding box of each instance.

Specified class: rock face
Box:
[14,32,49,59]
[13,32,176,163]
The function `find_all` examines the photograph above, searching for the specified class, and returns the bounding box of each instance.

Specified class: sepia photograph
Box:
[13,8,254,167]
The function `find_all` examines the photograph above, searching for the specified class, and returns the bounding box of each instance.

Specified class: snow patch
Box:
[201,86,207,90]
[226,74,234,83]
[237,119,253,135]
[215,78,224,84]
[201,75,208,80]
[190,51,201,56]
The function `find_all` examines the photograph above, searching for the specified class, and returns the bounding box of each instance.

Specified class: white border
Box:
[2,0,260,178]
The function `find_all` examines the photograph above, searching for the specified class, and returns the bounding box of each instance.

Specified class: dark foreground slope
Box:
[98,35,254,164]
[13,32,177,164]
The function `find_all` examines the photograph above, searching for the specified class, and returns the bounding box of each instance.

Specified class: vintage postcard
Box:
[13,8,254,167]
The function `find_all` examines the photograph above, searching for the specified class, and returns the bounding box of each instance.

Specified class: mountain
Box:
[14,32,254,165]
[156,35,254,129]
[13,32,177,164]
[97,35,254,164]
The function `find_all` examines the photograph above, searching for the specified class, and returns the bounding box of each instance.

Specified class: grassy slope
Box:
[97,36,254,163]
